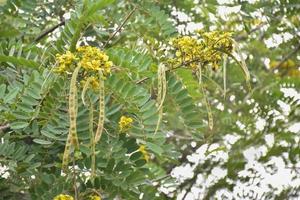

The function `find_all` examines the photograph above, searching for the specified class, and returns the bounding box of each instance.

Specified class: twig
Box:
[235,22,267,41]
[272,43,300,71]
[34,20,65,42]
[181,174,197,200]
[135,59,202,84]
[73,154,78,200]
[0,124,9,131]
[103,7,137,48]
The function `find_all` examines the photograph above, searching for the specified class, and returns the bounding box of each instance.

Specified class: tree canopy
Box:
[0,0,299,200]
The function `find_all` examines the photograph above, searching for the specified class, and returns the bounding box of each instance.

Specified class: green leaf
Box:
[86,0,115,16]
[10,121,29,129]
[3,87,19,103]
[146,142,163,154]
[33,139,52,145]
[0,55,39,68]
[0,84,6,98]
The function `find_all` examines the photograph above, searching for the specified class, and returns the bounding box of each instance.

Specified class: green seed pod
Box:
[89,99,96,183]
[81,77,93,106]
[69,65,81,149]
[223,55,227,99]
[155,63,167,134]
[94,71,105,143]
[197,66,213,130]
[232,40,251,91]
[62,65,81,171]
[62,131,72,171]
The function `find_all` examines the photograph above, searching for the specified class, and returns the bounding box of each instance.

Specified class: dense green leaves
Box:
[0,0,299,199]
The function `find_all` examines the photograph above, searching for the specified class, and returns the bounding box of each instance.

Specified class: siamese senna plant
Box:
[2,0,298,199]
[52,30,249,199]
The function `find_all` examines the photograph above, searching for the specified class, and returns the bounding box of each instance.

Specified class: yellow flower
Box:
[138,145,150,162]
[175,51,181,57]
[54,51,77,73]
[288,69,300,77]
[53,194,74,200]
[89,195,101,200]
[90,77,100,90]
[270,59,296,68]
[119,116,133,132]
[77,46,112,76]
[81,76,100,91]
[171,31,233,71]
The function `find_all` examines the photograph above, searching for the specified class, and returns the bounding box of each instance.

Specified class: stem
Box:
[73,153,78,200]
[103,7,137,48]
[272,42,300,71]
[69,0,88,52]
[69,19,85,52]
[136,59,202,84]
[34,20,65,42]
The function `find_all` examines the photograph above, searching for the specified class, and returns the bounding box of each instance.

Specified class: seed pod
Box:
[223,55,227,99]
[197,66,213,130]
[62,131,73,171]
[94,71,105,143]
[232,40,251,91]
[69,65,81,149]
[155,63,167,134]
[88,98,96,183]
[81,77,93,106]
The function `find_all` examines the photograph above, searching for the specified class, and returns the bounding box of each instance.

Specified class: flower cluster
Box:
[200,31,233,53]
[89,195,101,200]
[270,59,295,69]
[171,36,203,70]
[53,194,74,200]
[54,46,112,76]
[270,59,299,77]
[138,145,150,162]
[170,31,233,71]
[54,51,77,73]
[77,46,112,75]
[119,116,133,132]
[81,76,100,90]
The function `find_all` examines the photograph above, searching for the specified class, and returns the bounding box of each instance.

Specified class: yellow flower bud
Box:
[119,116,133,132]
[53,194,74,200]
[138,145,150,162]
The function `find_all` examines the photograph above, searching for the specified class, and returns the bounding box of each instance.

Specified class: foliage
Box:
[0,0,299,200]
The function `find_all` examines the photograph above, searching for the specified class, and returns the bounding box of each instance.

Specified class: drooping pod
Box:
[81,76,97,182]
[62,130,73,171]
[62,65,81,171]
[197,66,213,130]
[88,98,96,184]
[69,65,81,148]
[81,77,93,106]
[94,70,105,143]
[232,40,251,91]
[154,63,167,134]
[223,55,228,99]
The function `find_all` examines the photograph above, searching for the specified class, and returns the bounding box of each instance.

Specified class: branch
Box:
[135,59,202,84]
[103,7,137,48]
[34,20,65,42]
[235,22,267,41]
[73,153,78,200]
[272,43,300,71]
